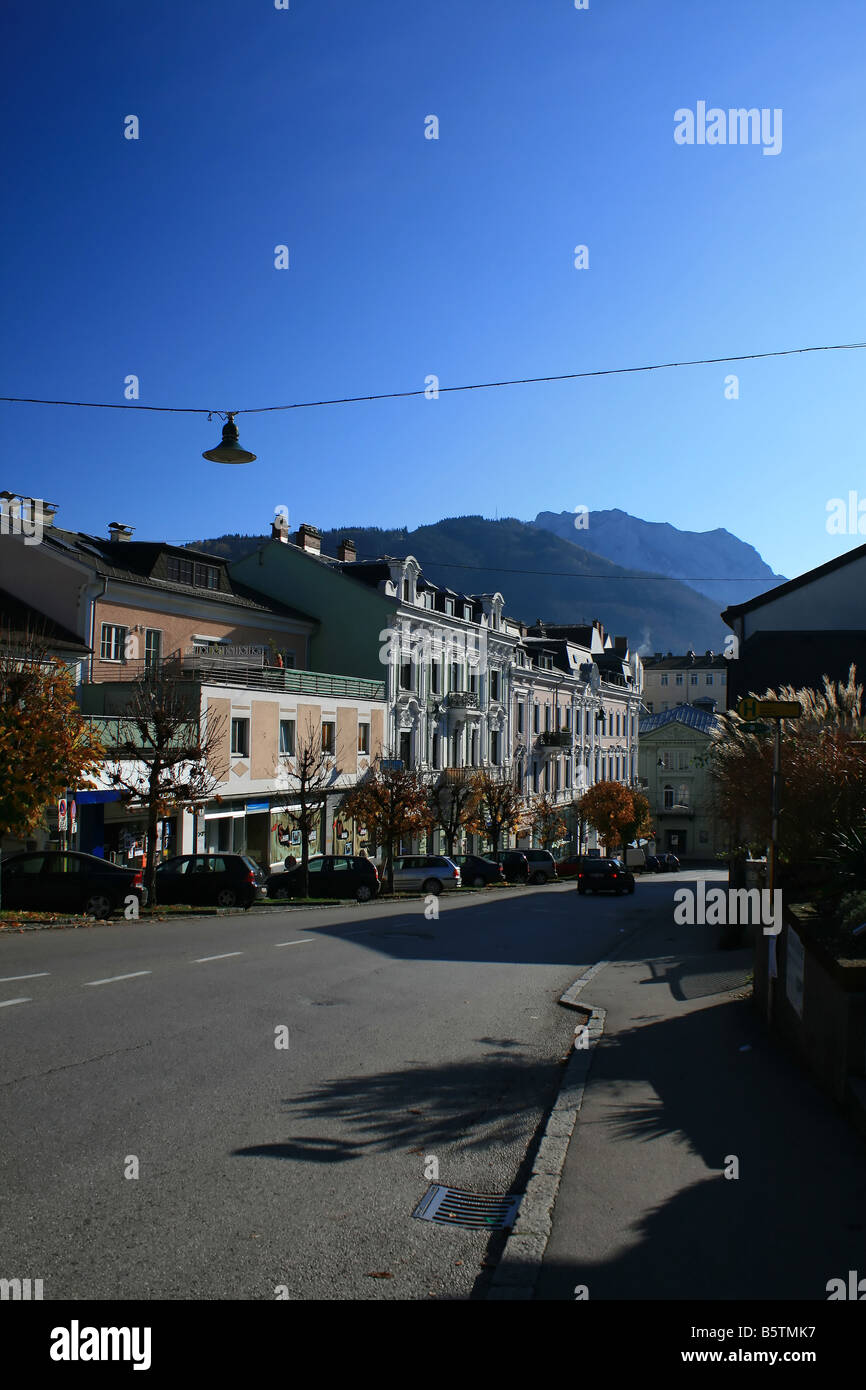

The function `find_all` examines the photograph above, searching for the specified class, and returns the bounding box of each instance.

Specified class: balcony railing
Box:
[85,653,385,701]
[537,729,572,748]
[82,716,200,755]
[447,691,480,709]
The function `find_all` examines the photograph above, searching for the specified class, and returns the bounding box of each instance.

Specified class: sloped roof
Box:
[42,529,315,624]
[639,704,719,735]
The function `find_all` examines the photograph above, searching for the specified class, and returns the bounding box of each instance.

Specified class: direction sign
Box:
[737,698,802,720]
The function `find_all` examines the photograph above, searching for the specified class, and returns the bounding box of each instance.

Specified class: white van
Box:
[625,846,647,871]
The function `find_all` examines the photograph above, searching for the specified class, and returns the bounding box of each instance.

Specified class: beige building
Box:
[638,705,723,862]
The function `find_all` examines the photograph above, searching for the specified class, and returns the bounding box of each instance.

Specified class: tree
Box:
[708,666,866,873]
[529,793,568,850]
[427,768,481,857]
[470,767,525,856]
[277,715,336,898]
[0,631,104,904]
[619,785,654,852]
[339,759,431,893]
[575,780,635,855]
[102,674,226,909]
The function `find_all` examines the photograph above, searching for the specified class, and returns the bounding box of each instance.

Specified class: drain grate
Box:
[413,1184,522,1230]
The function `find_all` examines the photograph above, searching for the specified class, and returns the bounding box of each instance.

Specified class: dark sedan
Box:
[451,854,505,888]
[266,854,380,903]
[0,850,143,919]
[577,857,635,895]
[155,853,267,909]
[492,851,530,883]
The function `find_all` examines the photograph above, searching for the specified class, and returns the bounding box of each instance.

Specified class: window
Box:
[145,628,162,669]
[432,730,440,769]
[444,598,455,616]
[544,704,551,732]
[490,670,500,701]
[424,591,435,609]
[691,674,698,685]
[565,761,571,789]
[663,784,674,809]
[279,719,296,755]
[517,702,525,735]
[231,718,249,756]
[490,730,500,765]
[675,673,684,686]
[468,667,479,695]
[402,578,410,600]
[321,721,336,755]
[166,556,220,590]
[358,722,370,755]
[100,623,127,662]
[533,704,540,734]
[463,605,472,621]
[450,661,461,692]
[660,675,669,687]
[430,660,441,695]
[706,675,713,685]
[399,661,412,690]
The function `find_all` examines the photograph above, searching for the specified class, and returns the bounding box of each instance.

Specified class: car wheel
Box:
[422,878,442,895]
[216,889,238,908]
[85,893,114,920]
[472,875,486,888]
[275,885,290,901]
[531,870,546,885]
[356,885,373,903]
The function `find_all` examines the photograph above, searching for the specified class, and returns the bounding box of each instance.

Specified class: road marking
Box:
[0,973,49,983]
[0,997,31,1008]
[193,952,243,963]
[85,971,152,987]
[275,939,314,948]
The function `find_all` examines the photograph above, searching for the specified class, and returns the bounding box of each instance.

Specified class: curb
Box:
[487,1004,606,1300]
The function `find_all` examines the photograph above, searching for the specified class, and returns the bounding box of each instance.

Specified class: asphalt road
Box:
[0,874,689,1301]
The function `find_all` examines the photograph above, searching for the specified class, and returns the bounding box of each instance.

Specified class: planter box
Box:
[753,902,866,1106]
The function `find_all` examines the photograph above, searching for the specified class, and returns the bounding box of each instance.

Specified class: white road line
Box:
[0,973,50,983]
[84,971,152,987]
[193,952,243,963]
[0,997,31,1008]
[275,939,314,948]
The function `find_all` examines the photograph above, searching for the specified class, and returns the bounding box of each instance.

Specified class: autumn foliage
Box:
[0,642,103,842]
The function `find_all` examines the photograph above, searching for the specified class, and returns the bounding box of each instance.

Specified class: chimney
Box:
[271,512,289,543]
[337,537,356,563]
[294,523,321,555]
[108,522,134,543]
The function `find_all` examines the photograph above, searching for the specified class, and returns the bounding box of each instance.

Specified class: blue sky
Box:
[3,0,866,583]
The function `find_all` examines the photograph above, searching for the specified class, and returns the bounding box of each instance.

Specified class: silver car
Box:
[390,854,462,894]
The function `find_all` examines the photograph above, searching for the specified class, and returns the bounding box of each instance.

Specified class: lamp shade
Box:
[202,413,256,465]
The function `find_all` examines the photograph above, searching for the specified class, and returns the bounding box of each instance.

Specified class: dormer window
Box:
[402,578,410,601]
[463,604,472,621]
[444,598,455,616]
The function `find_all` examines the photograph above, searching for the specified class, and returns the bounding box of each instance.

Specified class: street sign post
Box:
[57,797,67,832]
[736,697,802,720]
[735,697,803,1024]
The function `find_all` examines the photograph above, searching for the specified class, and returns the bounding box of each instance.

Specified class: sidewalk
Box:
[533,912,866,1300]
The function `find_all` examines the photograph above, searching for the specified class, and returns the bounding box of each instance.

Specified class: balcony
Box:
[447,691,480,710]
[82,716,200,756]
[658,804,694,818]
[84,653,385,702]
[537,729,572,748]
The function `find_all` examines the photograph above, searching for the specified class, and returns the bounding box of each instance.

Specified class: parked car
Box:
[553,852,582,879]
[155,853,266,909]
[451,854,505,888]
[520,849,558,884]
[658,853,681,871]
[390,854,461,894]
[492,850,530,883]
[644,855,663,873]
[0,849,143,919]
[266,855,380,903]
[577,857,635,895]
